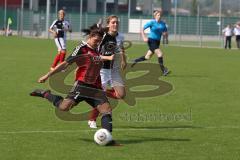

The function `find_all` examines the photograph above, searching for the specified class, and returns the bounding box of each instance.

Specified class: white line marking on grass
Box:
[0,126,240,134]
[0,130,91,134]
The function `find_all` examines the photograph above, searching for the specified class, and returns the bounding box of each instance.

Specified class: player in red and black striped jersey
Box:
[30,30,118,144]
[87,16,127,129]
[66,41,103,88]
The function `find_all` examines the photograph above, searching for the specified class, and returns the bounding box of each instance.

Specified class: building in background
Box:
[0,0,171,15]
[0,0,21,7]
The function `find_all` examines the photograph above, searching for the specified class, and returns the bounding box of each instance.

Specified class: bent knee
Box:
[97,103,112,113]
[58,105,70,111]
[58,99,75,111]
[145,55,152,60]
[115,92,126,99]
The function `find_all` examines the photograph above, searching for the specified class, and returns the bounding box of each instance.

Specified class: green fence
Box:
[0,7,239,36]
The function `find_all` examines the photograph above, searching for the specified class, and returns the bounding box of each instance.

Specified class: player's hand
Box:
[38,74,49,83]
[143,37,148,42]
[109,54,114,60]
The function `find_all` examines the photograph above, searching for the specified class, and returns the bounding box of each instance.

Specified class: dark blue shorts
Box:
[148,38,160,52]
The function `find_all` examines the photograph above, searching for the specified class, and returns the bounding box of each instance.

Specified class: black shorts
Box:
[148,38,160,52]
[66,81,108,108]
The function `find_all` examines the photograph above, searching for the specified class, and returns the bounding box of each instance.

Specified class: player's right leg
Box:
[97,102,112,132]
[155,48,170,76]
[30,89,76,111]
[131,50,153,67]
[110,71,126,99]
[59,49,66,62]
[51,38,66,70]
[131,39,157,68]
[97,102,121,146]
[84,86,121,146]
[51,51,61,71]
[238,37,240,49]
[224,37,227,49]
[84,86,112,133]
[87,69,111,128]
[88,81,126,128]
[229,37,232,49]
[58,38,67,63]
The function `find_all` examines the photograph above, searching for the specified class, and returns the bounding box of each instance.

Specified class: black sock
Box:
[158,57,165,72]
[134,56,146,63]
[44,93,63,108]
[101,113,112,132]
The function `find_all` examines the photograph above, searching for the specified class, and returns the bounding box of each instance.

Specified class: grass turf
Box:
[0,36,240,160]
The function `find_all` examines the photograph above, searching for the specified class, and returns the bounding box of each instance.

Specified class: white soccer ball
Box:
[94,128,112,146]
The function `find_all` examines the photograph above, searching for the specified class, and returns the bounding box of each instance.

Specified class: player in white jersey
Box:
[111,32,126,86]
[100,32,125,91]
[222,24,233,49]
[233,23,240,49]
[49,9,72,71]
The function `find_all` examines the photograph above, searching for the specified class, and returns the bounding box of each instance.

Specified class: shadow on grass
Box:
[115,125,203,130]
[119,137,191,144]
[166,74,208,78]
[79,136,190,145]
[78,125,199,145]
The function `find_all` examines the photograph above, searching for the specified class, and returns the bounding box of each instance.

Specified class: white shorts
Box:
[100,68,124,90]
[54,38,66,51]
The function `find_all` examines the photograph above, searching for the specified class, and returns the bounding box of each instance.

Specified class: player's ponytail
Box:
[88,28,105,38]
[82,23,108,36]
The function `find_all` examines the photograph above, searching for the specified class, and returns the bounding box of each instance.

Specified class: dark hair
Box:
[81,23,99,35]
[88,29,105,38]
[82,22,108,36]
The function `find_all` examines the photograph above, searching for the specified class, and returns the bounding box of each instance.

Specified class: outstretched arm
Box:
[100,54,114,61]
[38,61,69,83]
[49,20,58,37]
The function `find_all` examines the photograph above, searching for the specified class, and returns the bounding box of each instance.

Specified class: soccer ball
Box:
[94,128,112,146]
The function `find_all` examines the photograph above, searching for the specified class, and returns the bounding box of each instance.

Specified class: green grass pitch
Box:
[0,36,240,160]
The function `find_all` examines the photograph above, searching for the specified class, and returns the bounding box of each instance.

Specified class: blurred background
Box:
[0,0,240,48]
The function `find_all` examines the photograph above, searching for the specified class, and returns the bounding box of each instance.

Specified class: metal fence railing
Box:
[1,7,240,48]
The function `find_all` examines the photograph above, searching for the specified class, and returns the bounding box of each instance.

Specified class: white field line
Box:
[0,126,240,134]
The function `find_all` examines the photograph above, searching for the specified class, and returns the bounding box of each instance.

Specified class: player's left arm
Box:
[38,44,84,83]
[100,54,114,61]
[68,21,72,33]
[141,21,153,42]
[119,35,127,70]
[64,21,72,33]
[162,22,168,36]
[120,48,127,70]
[38,61,69,83]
